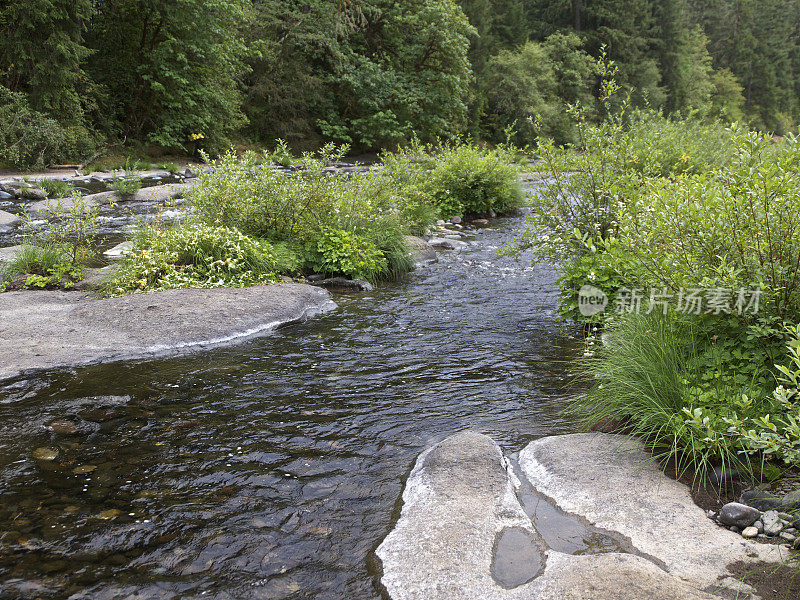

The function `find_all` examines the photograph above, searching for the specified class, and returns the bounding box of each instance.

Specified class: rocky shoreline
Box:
[377,432,789,600]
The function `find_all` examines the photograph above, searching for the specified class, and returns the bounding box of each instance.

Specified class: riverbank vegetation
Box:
[519,71,800,485]
[104,142,522,294]
[2,1,799,169]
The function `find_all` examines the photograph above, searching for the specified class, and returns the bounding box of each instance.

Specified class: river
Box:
[0,204,585,599]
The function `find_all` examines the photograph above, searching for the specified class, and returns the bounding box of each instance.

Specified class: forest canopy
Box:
[1,0,799,166]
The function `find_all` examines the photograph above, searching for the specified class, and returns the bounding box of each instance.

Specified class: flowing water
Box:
[0,206,588,599]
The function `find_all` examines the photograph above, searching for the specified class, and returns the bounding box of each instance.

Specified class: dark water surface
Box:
[0,212,584,599]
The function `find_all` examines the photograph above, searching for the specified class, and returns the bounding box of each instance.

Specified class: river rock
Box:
[0,210,20,228]
[0,284,336,381]
[780,489,800,510]
[472,218,490,226]
[762,511,784,536]
[740,489,782,511]
[46,420,78,435]
[718,502,761,528]
[103,241,134,260]
[33,447,59,461]
[741,526,759,538]
[449,215,462,224]
[403,235,438,266]
[20,186,46,200]
[427,237,467,250]
[378,432,734,600]
[0,245,22,265]
[74,264,120,291]
[0,190,14,200]
[519,433,786,593]
[311,277,373,292]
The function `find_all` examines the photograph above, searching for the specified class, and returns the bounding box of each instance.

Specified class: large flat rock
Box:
[377,432,729,600]
[0,284,335,381]
[29,183,194,214]
[519,433,788,594]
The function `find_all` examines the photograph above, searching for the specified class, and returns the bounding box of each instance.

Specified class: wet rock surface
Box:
[0,284,336,381]
[377,432,747,600]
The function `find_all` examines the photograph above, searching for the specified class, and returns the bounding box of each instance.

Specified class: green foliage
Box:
[484,33,598,145]
[110,176,142,198]
[305,228,388,281]
[575,312,798,483]
[38,179,72,199]
[0,86,96,169]
[21,194,99,279]
[86,0,249,151]
[188,145,415,279]
[383,141,524,218]
[108,223,289,295]
[4,244,83,289]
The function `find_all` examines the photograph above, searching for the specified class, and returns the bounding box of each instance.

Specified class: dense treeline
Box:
[1,0,799,167]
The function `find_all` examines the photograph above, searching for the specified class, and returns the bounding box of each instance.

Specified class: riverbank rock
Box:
[29,182,194,214]
[718,502,761,528]
[519,433,786,593]
[404,235,438,266]
[311,277,373,292]
[74,264,120,291]
[0,210,20,228]
[0,245,22,264]
[377,432,733,600]
[0,284,336,381]
[103,241,134,260]
[427,237,468,251]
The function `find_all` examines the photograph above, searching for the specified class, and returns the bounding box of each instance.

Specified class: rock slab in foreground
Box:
[519,433,788,594]
[377,432,726,600]
[0,283,335,381]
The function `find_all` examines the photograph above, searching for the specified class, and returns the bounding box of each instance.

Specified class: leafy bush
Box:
[39,179,73,199]
[108,223,292,295]
[2,244,83,289]
[110,176,142,198]
[381,141,524,219]
[189,145,415,279]
[304,228,388,282]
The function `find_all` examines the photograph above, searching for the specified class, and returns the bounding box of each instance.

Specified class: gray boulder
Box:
[20,186,46,200]
[403,235,438,266]
[718,502,761,528]
[0,210,20,228]
[427,237,467,250]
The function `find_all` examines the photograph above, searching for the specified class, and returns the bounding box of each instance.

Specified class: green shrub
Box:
[304,227,388,281]
[39,179,73,199]
[381,141,524,219]
[110,176,142,198]
[189,145,415,279]
[108,223,291,295]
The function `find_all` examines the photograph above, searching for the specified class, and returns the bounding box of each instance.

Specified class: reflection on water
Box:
[0,209,586,599]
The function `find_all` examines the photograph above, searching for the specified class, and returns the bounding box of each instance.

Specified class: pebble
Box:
[780,531,797,542]
[741,526,759,538]
[762,510,784,536]
[46,420,78,435]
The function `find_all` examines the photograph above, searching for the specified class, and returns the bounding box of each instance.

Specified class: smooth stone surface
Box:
[103,241,134,260]
[0,284,336,381]
[404,235,438,266]
[781,489,800,510]
[74,264,120,291]
[0,245,22,264]
[718,502,761,528]
[30,182,193,214]
[311,277,373,292]
[762,511,784,536]
[378,432,729,600]
[0,210,20,228]
[519,433,787,593]
[491,527,543,587]
[428,237,468,250]
[741,526,759,538]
